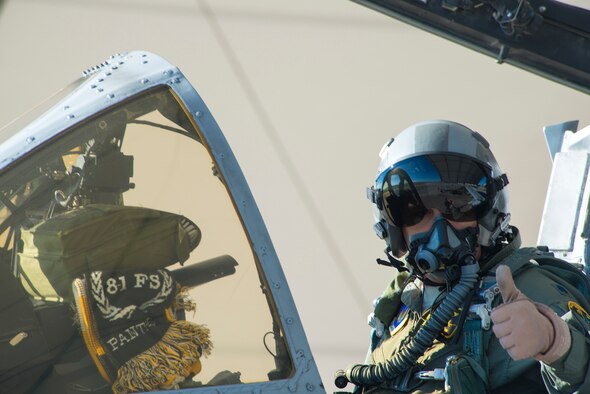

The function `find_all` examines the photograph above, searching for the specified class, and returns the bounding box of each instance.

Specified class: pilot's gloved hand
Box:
[491,265,571,364]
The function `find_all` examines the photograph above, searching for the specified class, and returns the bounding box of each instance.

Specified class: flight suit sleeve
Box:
[513,267,590,393]
[540,309,590,393]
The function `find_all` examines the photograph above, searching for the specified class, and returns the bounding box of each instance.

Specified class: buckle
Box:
[494,174,509,191]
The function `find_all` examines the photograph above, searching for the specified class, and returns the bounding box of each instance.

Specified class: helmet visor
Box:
[379,154,494,227]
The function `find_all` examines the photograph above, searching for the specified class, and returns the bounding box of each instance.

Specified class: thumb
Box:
[496,265,520,304]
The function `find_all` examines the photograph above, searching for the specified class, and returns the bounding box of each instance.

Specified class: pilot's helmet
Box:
[367,120,510,257]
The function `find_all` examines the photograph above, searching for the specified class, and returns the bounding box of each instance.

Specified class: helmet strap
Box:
[376,246,409,273]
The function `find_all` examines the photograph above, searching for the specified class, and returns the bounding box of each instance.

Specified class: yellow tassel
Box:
[112,320,212,394]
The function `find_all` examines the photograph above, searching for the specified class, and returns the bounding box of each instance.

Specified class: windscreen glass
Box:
[0,76,87,147]
[0,86,292,393]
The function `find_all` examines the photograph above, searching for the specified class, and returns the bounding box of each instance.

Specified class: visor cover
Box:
[378,154,494,227]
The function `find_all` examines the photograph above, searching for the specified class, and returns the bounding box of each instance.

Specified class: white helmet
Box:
[367,120,510,257]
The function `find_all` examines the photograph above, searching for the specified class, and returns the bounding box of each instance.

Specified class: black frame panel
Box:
[353,0,590,95]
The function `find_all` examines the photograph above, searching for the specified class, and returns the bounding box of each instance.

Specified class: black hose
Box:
[335,261,479,388]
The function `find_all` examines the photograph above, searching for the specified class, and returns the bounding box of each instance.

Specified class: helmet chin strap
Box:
[406,217,479,279]
[375,247,410,273]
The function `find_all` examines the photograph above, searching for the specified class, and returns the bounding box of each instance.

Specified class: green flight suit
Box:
[366,229,590,393]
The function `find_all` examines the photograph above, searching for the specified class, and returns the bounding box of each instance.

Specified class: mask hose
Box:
[334,260,479,389]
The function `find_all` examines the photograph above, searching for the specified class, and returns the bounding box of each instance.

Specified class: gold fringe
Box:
[112,320,212,394]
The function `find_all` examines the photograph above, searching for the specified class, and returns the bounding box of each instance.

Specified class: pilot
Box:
[338,120,590,393]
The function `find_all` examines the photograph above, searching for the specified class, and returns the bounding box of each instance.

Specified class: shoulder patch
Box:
[568,301,590,324]
[389,304,410,336]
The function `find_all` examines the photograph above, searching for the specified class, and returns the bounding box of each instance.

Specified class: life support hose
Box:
[335,259,480,389]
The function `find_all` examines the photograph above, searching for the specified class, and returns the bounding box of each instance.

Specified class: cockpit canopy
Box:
[0,52,321,394]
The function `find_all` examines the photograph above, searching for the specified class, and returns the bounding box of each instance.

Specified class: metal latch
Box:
[9,332,28,346]
[469,304,491,330]
[482,284,500,309]
[467,283,500,330]
[415,368,445,381]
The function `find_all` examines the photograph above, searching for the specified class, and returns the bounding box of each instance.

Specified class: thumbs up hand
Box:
[491,265,571,364]
[496,264,524,303]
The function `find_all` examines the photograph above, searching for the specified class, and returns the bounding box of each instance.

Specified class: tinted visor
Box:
[380,154,494,227]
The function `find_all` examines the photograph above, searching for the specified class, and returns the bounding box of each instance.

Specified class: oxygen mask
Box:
[407,216,478,278]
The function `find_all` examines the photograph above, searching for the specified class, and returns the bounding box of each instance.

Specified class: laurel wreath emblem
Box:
[91,270,174,322]
[139,270,173,311]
